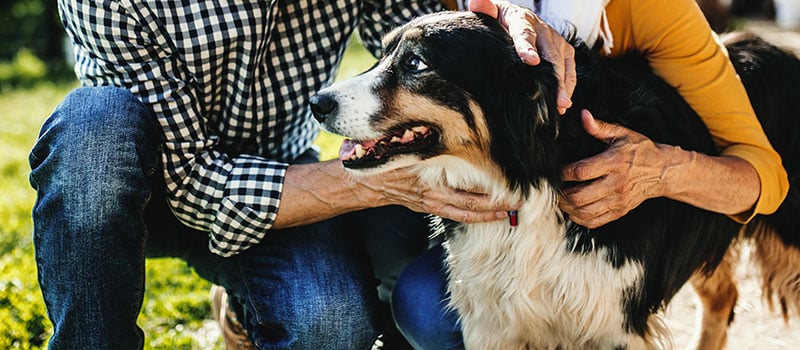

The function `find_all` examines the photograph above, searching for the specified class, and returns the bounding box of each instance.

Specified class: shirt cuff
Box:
[208,157,288,257]
[723,145,789,223]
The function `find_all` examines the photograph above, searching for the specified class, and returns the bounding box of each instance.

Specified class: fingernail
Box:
[560,91,572,106]
[521,48,539,64]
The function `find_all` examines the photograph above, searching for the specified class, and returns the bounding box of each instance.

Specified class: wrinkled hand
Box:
[560,110,673,228]
[360,166,518,223]
[470,0,575,114]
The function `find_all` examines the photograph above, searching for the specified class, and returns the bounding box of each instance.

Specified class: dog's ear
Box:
[418,12,563,196]
[476,60,562,196]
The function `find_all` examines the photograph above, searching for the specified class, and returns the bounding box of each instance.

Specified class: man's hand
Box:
[469,0,576,114]
[559,110,674,228]
[359,165,518,224]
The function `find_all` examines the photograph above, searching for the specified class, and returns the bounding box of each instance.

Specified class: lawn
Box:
[0,36,375,349]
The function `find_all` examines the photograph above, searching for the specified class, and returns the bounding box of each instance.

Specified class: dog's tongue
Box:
[339,139,377,161]
[339,139,358,161]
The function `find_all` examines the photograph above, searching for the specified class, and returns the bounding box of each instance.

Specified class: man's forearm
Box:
[272,160,376,229]
[272,158,514,229]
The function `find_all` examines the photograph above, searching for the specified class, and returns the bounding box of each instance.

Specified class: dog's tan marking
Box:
[690,249,739,350]
[383,90,496,171]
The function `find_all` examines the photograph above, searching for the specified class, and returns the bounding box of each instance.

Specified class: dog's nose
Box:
[309,93,338,122]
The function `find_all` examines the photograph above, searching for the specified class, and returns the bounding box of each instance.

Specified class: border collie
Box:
[310,12,800,349]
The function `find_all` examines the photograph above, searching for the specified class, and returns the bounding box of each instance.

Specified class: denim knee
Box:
[245,285,379,349]
[189,220,382,350]
[392,246,464,350]
[29,86,161,225]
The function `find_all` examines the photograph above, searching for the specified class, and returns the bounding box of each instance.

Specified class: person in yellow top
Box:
[393,0,790,348]
[477,0,788,227]
[564,0,789,226]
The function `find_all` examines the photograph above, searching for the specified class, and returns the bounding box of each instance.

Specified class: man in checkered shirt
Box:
[29,0,575,347]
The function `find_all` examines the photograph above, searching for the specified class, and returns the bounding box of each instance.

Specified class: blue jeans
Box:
[29,86,429,349]
[392,245,464,350]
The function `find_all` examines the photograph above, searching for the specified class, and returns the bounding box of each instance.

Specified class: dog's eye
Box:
[403,55,429,72]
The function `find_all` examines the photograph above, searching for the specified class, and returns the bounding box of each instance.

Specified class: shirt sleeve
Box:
[357,0,445,57]
[60,0,286,257]
[604,0,789,222]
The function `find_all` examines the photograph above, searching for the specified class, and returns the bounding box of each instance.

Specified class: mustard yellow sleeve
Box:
[604,0,789,222]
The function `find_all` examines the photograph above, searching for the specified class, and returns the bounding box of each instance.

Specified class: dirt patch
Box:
[664,242,800,349]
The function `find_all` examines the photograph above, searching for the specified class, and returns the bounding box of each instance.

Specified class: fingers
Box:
[536,27,575,114]
[566,207,624,229]
[559,50,577,113]
[559,191,629,229]
[503,10,542,66]
[437,204,509,224]
[481,0,575,114]
[561,151,615,182]
[561,111,636,182]
[581,109,630,144]
[479,1,541,65]
[561,181,608,208]
[376,167,518,223]
[427,188,518,223]
[468,0,499,19]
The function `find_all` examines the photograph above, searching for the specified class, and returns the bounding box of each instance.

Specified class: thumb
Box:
[581,109,624,144]
[468,0,499,18]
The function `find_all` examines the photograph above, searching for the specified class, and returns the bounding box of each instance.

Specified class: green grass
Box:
[0,81,68,349]
[0,36,376,348]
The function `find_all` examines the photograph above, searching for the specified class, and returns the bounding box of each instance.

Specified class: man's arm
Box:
[273,160,513,228]
[65,0,516,256]
[61,0,285,256]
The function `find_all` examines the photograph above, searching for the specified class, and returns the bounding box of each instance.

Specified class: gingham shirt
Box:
[59,0,443,257]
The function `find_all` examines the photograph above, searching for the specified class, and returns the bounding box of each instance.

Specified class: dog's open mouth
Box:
[339,124,440,168]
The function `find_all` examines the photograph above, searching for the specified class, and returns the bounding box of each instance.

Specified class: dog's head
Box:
[311,11,562,195]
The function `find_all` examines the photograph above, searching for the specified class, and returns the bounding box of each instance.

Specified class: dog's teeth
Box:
[412,126,429,134]
[355,144,366,158]
[390,136,401,143]
[402,129,415,142]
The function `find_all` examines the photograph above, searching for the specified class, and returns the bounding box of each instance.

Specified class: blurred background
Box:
[0,0,797,348]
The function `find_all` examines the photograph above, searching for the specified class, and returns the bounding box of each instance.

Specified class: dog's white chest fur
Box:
[422,158,654,349]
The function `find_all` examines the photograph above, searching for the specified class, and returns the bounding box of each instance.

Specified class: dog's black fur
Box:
[725,33,800,249]
[395,13,800,336]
